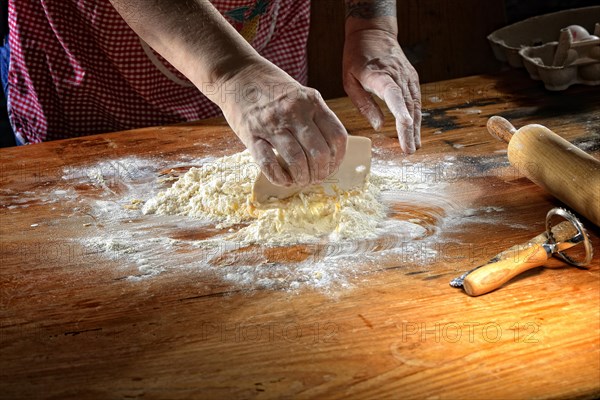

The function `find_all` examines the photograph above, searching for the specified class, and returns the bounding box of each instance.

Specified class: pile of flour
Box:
[142,150,401,246]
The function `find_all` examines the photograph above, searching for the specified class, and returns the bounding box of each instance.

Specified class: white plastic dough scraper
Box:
[252,136,372,203]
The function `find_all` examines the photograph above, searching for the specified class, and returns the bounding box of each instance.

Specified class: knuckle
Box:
[261,109,280,127]
[278,99,296,116]
[308,88,324,103]
[414,100,422,112]
[357,102,374,115]
[397,115,413,129]
[309,146,330,163]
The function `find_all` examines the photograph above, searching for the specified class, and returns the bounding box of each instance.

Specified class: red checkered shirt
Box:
[7,0,311,143]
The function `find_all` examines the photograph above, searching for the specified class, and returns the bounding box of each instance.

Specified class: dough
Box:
[143,151,395,246]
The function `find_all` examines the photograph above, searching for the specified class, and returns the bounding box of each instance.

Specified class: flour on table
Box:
[142,150,398,246]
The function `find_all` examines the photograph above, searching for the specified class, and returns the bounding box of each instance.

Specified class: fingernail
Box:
[365,109,382,131]
[403,140,416,154]
[371,118,382,131]
[409,138,416,153]
[369,113,383,131]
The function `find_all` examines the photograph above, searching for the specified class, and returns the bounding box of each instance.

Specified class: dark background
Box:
[308,0,599,99]
[505,0,598,23]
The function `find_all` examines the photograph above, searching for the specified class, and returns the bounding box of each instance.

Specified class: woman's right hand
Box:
[110,1,345,187]
[216,59,348,187]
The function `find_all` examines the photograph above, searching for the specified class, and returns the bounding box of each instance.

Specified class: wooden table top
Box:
[1,70,599,400]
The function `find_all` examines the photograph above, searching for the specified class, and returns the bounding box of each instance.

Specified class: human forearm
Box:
[344,0,398,36]
[108,0,260,104]
[110,0,347,187]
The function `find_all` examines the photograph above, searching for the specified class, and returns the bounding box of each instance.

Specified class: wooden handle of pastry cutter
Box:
[463,220,578,296]
[463,240,579,297]
[487,116,600,227]
[463,244,549,296]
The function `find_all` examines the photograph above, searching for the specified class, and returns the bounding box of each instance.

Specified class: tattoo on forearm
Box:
[344,0,396,19]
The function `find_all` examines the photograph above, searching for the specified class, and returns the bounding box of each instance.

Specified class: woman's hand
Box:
[343,28,421,154]
[110,0,346,187]
[218,60,348,187]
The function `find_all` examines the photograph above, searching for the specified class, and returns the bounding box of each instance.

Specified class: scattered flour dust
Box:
[54,151,513,292]
[142,151,394,246]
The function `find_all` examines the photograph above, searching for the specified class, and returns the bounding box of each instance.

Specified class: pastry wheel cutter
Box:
[450,207,594,296]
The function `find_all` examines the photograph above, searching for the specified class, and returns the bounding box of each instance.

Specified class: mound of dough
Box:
[142,151,388,246]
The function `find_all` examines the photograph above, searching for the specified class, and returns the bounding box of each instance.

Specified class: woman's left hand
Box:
[343,28,421,154]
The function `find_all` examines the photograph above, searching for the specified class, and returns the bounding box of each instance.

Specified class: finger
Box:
[383,84,416,154]
[365,74,415,153]
[248,138,293,187]
[398,85,416,150]
[395,83,417,153]
[313,102,348,176]
[343,74,385,131]
[267,130,311,186]
[409,81,422,149]
[292,120,333,183]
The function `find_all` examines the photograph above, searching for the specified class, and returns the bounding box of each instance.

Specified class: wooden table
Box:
[1,71,599,399]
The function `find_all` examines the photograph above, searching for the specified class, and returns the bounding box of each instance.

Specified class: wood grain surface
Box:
[1,71,599,399]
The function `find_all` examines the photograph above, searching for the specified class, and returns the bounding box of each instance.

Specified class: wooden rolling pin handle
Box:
[463,244,551,296]
[487,116,517,144]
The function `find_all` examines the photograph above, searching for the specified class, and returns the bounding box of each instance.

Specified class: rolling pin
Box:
[487,116,600,227]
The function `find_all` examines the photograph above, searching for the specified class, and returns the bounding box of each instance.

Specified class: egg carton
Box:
[519,24,600,90]
[487,6,600,91]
